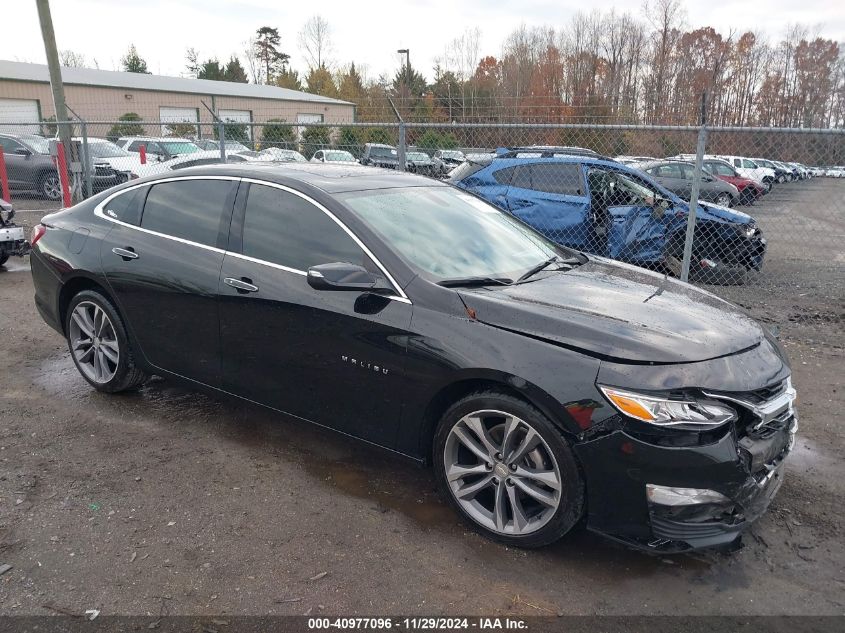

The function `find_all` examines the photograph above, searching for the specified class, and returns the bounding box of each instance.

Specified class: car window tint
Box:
[529,164,584,195]
[128,141,144,152]
[0,137,23,152]
[141,179,232,247]
[103,187,142,225]
[493,166,516,185]
[510,166,532,189]
[242,184,370,271]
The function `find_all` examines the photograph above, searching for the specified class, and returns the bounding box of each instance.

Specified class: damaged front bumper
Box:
[574,393,796,553]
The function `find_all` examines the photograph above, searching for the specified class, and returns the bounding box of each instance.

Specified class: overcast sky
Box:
[3,0,844,83]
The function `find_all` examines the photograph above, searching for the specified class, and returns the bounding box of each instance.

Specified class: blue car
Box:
[449,149,766,282]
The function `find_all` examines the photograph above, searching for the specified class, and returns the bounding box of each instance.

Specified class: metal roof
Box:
[0,60,353,106]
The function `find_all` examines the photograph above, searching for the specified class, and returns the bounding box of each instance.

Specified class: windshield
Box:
[87,141,132,158]
[441,151,464,160]
[225,141,249,152]
[339,186,562,281]
[407,152,429,161]
[325,151,356,162]
[160,141,199,154]
[20,136,51,154]
[370,146,397,158]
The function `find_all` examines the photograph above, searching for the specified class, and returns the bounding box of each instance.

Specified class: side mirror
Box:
[307,262,393,294]
[14,147,31,157]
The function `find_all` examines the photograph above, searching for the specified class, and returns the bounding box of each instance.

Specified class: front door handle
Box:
[112,247,138,260]
[224,277,259,293]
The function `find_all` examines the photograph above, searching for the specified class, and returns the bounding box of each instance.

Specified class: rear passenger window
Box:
[102,187,143,225]
[140,179,232,247]
[529,164,584,195]
[242,184,369,271]
[493,166,516,185]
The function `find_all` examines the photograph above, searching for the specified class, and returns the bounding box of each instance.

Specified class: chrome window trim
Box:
[93,175,236,255]
[93,175,412,305]
[240,178,411,304]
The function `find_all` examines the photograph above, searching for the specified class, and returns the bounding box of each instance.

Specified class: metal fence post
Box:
[680,94,708,282]
[218,120,227,163]
[397,122,406,172]
[80,120,92,199]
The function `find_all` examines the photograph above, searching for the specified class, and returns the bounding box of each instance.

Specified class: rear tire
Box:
[0,253,9,267]
[65,289,147,393]
[40,173,62,201]
[433,390,584,548]
[715,193,731,207]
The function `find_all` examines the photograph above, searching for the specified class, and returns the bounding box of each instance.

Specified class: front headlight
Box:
[599,386,737,431]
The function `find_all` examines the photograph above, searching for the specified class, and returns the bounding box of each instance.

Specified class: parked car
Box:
[432,149,466,175]
[256,147,307,163]
[450,151,765,283]
[116,137,201,162]
[29,162,796,553]
[310,149,357,164]
[771,160,798,181]
[74,137,145,183]
[405,151,436,176]
[615,155,656,165]
[0,133,119,199]
[635,160,739,207]
[128,150,252,178]
[713,156,776,191]
[700,158,765,206]
[822,166,845,178]
[750,158,790,184]
[0,198,28,266]
[359,143,400,169]
[194,139,251,153]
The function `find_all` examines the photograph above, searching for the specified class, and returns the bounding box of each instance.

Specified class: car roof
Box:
[119,136,196,142]
[135,162,448,194]
[636,159,693,169]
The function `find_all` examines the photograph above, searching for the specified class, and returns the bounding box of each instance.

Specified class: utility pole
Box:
[36,0,76,200]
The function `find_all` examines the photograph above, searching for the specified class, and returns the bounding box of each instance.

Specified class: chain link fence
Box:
[1,117,842,322]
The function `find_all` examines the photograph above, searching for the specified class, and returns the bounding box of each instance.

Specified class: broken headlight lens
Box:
[599,386,737,431]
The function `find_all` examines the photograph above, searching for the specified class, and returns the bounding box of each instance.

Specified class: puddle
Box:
[787,438,839,474]
[0,260,31,273]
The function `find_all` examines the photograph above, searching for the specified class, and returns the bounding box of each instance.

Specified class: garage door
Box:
[159,107,199,137]
[0,98,40,134]
[219,109,252,140]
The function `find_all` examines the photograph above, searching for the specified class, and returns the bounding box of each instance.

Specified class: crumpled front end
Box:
[574,341,796,553]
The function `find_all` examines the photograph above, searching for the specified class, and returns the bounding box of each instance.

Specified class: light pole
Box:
[397,48,410,109]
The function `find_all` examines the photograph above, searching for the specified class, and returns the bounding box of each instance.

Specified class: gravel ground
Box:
[0,179,843,617]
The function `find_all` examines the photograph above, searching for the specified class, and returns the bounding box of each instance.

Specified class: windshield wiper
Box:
[437,276,514,288]
[516,255,583,283]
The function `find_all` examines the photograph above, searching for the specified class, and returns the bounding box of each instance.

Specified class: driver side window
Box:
[241,183,375,273]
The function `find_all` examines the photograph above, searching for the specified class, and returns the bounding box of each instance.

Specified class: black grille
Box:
[742,380,786,405]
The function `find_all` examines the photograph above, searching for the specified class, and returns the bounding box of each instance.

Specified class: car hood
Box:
[458,257,764,364]
[674,199,753,225]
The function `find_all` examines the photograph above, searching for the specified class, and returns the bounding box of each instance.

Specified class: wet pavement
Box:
[1,216,844,616]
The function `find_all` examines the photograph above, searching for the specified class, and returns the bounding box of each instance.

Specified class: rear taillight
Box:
[30,224,47,246]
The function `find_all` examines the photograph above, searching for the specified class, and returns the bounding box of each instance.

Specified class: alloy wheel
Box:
[42,175,62,200]
[443,410,562,536]
[68,301,119,384]
[715,193,731,207]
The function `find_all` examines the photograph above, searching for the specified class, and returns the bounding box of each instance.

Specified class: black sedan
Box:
[636,160,740,207]
[30,164,797,552]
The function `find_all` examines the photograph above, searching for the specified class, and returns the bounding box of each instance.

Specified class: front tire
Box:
[433,391,584,548]
[65,290,147,393]
[0,253,9,267]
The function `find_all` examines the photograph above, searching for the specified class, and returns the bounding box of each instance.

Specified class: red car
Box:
[703,159,765,206]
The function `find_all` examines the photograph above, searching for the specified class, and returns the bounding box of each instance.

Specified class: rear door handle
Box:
[112,247,138,260]
[224,277,259,293]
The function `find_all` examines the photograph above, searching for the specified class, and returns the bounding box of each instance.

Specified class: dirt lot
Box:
[0,179,843,617]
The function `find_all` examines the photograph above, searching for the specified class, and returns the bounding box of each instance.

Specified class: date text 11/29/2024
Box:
[307,617,527,629]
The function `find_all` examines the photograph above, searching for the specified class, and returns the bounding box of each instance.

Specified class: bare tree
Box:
[298,15,334,70]
[59,50,87,68]
[242,38,264,84]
